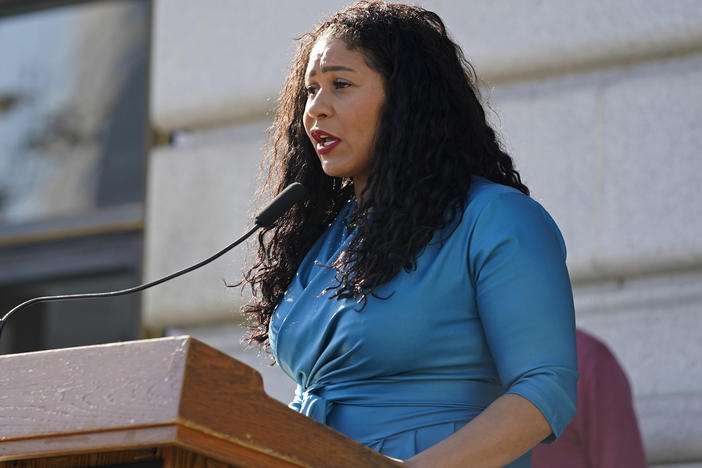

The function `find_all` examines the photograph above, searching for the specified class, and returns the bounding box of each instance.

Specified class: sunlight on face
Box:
[303,36,386,197]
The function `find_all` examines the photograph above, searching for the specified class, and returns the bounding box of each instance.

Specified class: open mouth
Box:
[310,129,341,154]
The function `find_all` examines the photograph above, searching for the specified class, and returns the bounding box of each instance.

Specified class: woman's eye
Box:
[334,80,351,89]
[305,85,318,96]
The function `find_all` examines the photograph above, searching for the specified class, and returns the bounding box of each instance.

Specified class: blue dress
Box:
[269,176,578,466]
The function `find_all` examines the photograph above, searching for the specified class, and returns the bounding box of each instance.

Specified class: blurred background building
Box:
[0,0,148,354]
[1,1,701,466]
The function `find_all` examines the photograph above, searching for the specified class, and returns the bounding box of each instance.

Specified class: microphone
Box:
[255,182,306,227]
[0,182,305,340]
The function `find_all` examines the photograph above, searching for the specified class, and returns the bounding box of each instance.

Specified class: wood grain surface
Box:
[0,426,176,461]
[0,337,188,439]
[0,448,161,467]
[0,336,401,467]
[177,339,400,467]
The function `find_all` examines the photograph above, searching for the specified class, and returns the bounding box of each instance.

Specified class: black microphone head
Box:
[255,183,306,227]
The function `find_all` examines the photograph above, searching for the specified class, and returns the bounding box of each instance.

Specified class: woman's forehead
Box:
[305,38,365,78]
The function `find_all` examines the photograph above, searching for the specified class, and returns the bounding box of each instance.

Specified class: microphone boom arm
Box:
[0,225,259,338]
[0,181,306,340]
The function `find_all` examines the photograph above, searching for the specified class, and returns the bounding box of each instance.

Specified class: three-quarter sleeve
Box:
[468,191,578,441]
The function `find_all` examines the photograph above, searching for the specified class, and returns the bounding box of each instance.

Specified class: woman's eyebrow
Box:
[308,65,356,77]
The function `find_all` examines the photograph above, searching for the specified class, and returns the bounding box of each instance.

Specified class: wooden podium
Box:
[0,336,400,467]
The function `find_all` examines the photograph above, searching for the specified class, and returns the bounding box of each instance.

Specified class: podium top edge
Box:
[0,335,197,359]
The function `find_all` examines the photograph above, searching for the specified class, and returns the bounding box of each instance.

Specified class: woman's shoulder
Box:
[465,175,548,224]
[462,176,567,257]
[467,175,531,208]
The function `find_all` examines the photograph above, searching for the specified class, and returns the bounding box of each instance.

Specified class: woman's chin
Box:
[320,165,349,179]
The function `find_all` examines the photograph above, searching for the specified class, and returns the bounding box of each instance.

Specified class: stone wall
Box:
[144,1,702,465]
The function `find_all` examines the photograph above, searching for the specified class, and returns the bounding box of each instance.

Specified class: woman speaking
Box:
[242,2,578,466]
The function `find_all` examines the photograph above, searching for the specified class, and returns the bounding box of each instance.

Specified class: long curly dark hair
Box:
[242,1,528,345]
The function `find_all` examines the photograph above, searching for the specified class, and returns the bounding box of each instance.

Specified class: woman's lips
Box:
[316,139,341,154]
[310,129,341,155]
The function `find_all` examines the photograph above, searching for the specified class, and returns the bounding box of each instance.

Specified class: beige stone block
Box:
[491,53,702,281]
[151,0,350,131]
[142,121,269,330]
[151,0,702,131]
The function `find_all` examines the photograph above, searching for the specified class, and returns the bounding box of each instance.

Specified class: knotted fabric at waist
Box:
[289,378,503,443]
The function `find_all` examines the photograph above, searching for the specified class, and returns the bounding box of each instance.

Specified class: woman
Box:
[243,2,577,467]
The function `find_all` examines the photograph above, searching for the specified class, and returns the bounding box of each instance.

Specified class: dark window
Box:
[0,0,150,354]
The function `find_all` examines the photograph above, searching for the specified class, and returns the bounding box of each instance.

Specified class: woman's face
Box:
[303,36,386,196]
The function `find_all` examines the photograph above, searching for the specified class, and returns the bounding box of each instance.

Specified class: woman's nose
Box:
[306,90,333,119]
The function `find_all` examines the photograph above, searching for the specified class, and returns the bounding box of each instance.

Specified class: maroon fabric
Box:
[531,330,647,468]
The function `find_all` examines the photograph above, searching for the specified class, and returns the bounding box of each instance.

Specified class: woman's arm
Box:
[404,394,551,467]
[402,190,578,467]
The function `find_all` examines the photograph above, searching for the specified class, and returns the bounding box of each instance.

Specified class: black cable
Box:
[0,182,306,340]
[0,225,260,337]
